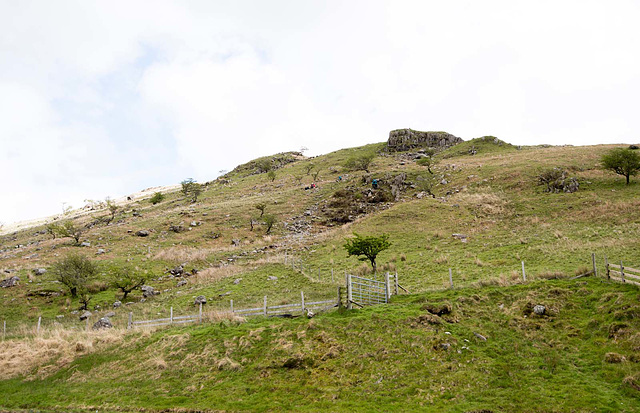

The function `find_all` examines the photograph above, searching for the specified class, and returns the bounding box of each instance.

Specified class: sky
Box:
[1,0,639,225]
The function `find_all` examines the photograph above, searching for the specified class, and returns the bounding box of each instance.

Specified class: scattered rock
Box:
[169,225,184,233]
[268,276,278,281]
[97,248,106,255]
[194,295,207,305]
[439,342,451,351]
[135,230,149,237]
[177,279,187,287]
[306,308,315,319]
[141,285,157,298]
[473,332,487,341]
[452,233,467,242]
[56,315,64,319]
[79,311,92,321]
[231,239,241,246]
[440,179,448,185]
[80,242,91,247]
[34,268,47,276]
[113,301,122,308]
[0,276,20,288]
[169,265,184,276]
[105,311,116,318]
[92,317,113,330]
[533,305,546,315]
[233,278,242,285]
[604,352,626,363]
[190,221,201,227]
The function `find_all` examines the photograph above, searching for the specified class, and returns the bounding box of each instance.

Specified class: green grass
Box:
[1,278,639,412]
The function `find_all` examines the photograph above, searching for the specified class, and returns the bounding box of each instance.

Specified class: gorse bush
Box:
[150,192,165,204]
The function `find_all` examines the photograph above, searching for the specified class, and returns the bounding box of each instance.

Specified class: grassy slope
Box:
[1,138,640,411]
[0,278,639,412]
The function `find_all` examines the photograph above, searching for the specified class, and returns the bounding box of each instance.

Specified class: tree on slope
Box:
[601,148,640,184]
[344,233,391,272]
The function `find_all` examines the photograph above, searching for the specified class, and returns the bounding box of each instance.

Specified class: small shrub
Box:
[150,192,165,204]
[537,168,579,193]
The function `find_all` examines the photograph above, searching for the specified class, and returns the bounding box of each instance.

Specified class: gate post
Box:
[347,274,353,310]
[384,272,390,303]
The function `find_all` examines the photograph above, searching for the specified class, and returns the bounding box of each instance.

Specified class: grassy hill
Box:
[1,135,639,412]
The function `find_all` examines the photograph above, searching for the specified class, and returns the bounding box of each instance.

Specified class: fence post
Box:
[449,268,453,288]
[347,274,353,310]
[263,296,268,316]
[331,268,334,283]
[620,261,625,283]
[128,312,132,330]
[592,253,597,277]
[394,271,399,295]
[522,261,526,282]
[37,316,41,334]
[338,286,343,309]
[301,291,305,315]
[605,256,610,279]
[230,299,234,313]
[384,272,390,303]
[170,307,173,324]
[199,303,203,323]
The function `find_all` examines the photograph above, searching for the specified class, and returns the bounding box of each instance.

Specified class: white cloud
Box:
[1,0,640,224]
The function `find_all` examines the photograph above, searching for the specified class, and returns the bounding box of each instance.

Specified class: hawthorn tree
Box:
[181,178,203,202]
[344,153,375,173]
[601,148,640,184]
[51,254,97,298]
[344,233,391,272]
[109,266,146,300]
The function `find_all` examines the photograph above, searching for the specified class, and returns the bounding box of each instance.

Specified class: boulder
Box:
[135,230,149,237]
[79,310,92,320]
[97,248,106,255]
[0,276,20,288]
[177,279,187,287]
[141,285,156,298]
[113,301,122,308]
[169,225,184,233]
[169,265,184,276]
[533,305,546,315]
[194,295,207,305]
[105,311,116,318]
[268,276,278,281]
[34,268,47,276]
[92,317,113,330]
[233,278,242,285]
[80,242,91,247]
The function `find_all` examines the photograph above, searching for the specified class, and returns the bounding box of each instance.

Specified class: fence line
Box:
[606,258,640,286]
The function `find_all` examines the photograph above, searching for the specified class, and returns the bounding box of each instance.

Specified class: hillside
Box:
[1,132,640,412]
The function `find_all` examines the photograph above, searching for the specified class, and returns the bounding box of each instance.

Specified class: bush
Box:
[181,178,203,202]
[344,153,375,172]
[537,168,579,193]
[150,192,165,204]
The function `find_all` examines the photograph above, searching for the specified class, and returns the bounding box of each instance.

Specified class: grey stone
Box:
[194,295,207,305]
[169,225,184,233]
[231,239,240,246]
[177,279,187,287]
[92,317,113,330]
[533,305,546,315]
[79,311,92,321]
[141,285,156,298]
[80,242,91,247]
[105,311,116,317]
[34,268,47,276]
[439,343,451,351]
[113,301,122,308]
[97,248,106,255]
[233,278,242,285]
[135,230,149,237]
[190,221,201,227]
[56,315,64,319]
[387,129,463,152]
[268,276,278,281]
[473,332,487,341]
[0,276,20,288]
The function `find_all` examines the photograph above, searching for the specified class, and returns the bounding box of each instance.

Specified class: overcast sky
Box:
[1,0,639,225]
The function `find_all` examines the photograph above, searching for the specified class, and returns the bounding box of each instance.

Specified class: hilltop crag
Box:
[386,129,463,152]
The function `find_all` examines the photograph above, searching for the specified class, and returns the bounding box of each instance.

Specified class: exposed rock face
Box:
[194,295,207,305]
[0,276,20,288]
[387,129,463,152]
[92,317,113,330]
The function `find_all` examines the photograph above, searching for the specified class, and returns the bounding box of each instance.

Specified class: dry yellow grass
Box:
[153,246,215,263]
[454,190,509,217]
[0,327,126,380]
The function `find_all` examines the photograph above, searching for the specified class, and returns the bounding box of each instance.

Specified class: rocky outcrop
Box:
[0,276,19,288]
[387,129,463,152]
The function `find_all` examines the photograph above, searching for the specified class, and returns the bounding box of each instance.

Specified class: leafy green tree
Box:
[51,254,97,298]
[344,233,391,272]
[109,266,146,300]
[181,178,203,202]
[150,192,165,204]
[304,163,315,175]
[267,170,277,182]
[255,202,267,217]
[45,222,61,239]
[416,149,436,174]
[263,214,277,234]
[601,148,640,184]
[344,153,375,173]
[57,221,84,244]
[256,159,272,173]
